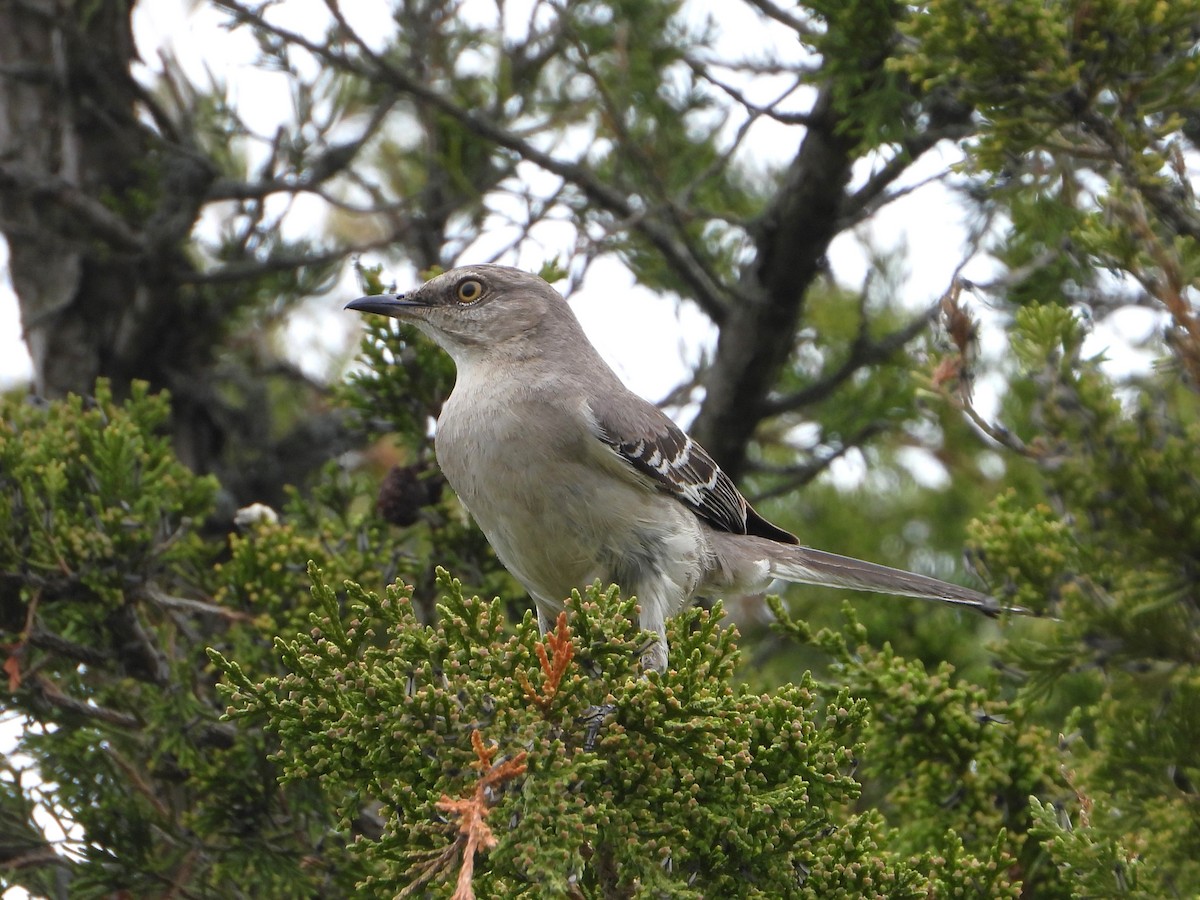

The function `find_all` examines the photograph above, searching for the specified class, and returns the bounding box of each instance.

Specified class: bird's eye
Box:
[456,279,483,304]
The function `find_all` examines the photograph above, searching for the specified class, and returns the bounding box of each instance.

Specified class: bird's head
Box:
[345,265,573,363]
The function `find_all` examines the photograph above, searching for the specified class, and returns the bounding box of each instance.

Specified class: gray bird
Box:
[347,265,1017,670]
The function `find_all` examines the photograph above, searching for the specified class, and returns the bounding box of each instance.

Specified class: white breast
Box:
[434,367,709,618]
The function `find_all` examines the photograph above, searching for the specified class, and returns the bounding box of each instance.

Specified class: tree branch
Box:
[207,91,397,202]
[28,675,141,729]
[762,305,938,416]
[213,0,740,324]
[0,162,146,253]
[691,84,858,476]
[742,0,820,38]
[27,627,112,668]
[746,420,889,503]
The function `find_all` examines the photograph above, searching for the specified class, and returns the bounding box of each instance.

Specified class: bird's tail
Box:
[769,545,1027,616]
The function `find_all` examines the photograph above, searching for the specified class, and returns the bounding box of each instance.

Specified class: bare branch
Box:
[742,0,820,38]
[692,63,813,127]
[763,306,938,416]
[746,420,889,503]
[27,627,112,667]
[0,163,145,252]
[140,586,253,621]
[213,0,741,323]
[178,238,394,285]
[29,675,141,729]
[208,93,397,202]
[839,146,957,230]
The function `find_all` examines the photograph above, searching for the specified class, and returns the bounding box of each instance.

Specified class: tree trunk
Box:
[692,86,857,478]
[0,0,219,441]
[0,0,351,506]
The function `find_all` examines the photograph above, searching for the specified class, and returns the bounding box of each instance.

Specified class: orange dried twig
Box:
[933,280,1036,458]
[3,588,42,691]
[517,611,574,713]
[434,730,528,900]
[939,279,979,363]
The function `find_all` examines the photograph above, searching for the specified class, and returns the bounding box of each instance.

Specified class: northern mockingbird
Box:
[348,265,1016,670]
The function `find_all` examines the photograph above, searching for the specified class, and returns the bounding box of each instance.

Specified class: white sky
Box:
[0,0,1065,397]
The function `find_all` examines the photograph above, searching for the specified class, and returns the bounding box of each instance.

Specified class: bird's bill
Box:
[344,294,429,317]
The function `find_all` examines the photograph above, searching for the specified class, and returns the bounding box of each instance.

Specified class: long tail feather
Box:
[770,545,1027,616]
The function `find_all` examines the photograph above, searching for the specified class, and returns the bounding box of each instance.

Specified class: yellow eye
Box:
[456,279,483,304]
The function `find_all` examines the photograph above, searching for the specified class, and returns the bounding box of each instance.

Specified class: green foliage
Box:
[341,314,456,446]
[0,384,423,896]
[1028,798,1150,898]
[900,0,1200,162]
[901,0,1075,117]
[0,379,216,609]
[211,465,411,660]
[775,601,1063,895]
[214,569,1048,897]
[900,0,1200,314]
[809,0,915,146]
[0,388,288,893]
[960,302,1200,894]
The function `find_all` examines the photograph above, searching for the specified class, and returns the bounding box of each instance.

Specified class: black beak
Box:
[344,293,428,317]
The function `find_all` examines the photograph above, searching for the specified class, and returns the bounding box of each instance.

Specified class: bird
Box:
[347,265,1018,671]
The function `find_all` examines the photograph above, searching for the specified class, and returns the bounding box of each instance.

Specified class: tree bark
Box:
[691,86,857,478]
[0,0,356,506]
[2,0,186,391]
[0,0,218,445]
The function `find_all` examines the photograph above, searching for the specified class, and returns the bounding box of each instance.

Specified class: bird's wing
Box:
[588,393,798,544]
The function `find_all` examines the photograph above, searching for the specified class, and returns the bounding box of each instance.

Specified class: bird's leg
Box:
[634,593,670,673]
[640,637,668,673]
[576,703,618,751]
